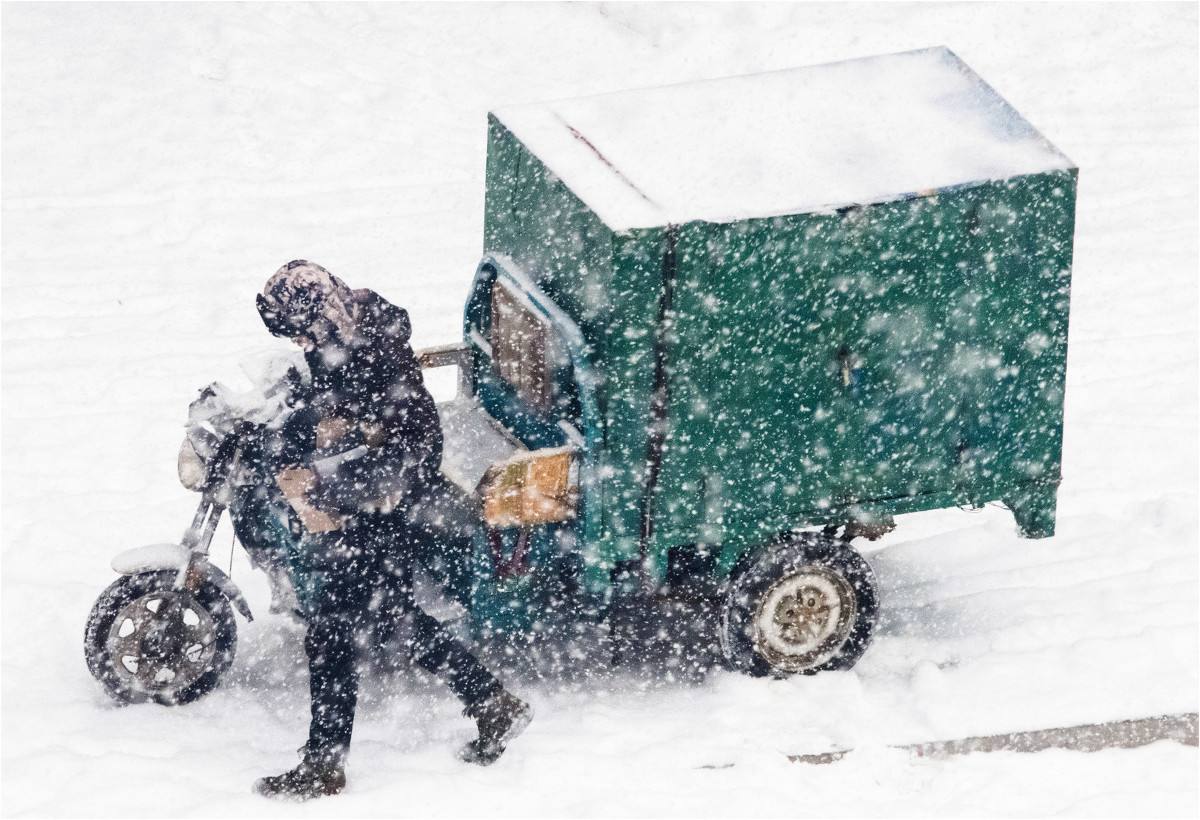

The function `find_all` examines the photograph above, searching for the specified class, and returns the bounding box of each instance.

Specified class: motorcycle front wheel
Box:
[84,570,237,705]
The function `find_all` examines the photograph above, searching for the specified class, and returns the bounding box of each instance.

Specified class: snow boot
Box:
[253,757,345,801]
[458,690,533,766]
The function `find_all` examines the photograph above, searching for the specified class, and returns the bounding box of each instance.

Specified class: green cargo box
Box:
[475,46,1077,587]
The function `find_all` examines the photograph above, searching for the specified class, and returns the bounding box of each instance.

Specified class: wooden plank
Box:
[415,342,470,370]
[415,342,473,397]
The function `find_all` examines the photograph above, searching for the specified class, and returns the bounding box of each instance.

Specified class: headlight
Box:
[480,447,577,528]
[177,437,207,491]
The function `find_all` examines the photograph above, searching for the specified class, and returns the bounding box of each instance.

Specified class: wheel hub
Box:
[752,565,855,673]
[106,590,218,696]
[774,587,834,644]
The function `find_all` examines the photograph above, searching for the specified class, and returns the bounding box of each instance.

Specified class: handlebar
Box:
[200,421,260,494]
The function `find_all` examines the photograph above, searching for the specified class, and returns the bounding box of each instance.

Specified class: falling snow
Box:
[2,3,1197,818]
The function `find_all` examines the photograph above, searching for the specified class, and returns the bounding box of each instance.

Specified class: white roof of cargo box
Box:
[492,47,1073,231]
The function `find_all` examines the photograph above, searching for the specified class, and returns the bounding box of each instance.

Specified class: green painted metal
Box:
[475,113,1077,598]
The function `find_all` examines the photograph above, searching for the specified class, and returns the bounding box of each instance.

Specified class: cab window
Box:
[491,280,558,414]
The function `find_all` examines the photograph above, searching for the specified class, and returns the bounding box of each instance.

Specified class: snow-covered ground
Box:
[2,3,1197,816]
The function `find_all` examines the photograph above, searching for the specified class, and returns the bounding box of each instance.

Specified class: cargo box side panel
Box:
[954,169,1077,535]
[653,172,1076,568]
[648,214,818,562]
[644,218,835,564]
[652,202,965,564]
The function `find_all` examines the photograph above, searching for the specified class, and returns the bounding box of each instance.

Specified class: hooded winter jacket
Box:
[289,288,443,516]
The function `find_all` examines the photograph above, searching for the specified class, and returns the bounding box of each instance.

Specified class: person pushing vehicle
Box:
[252,260,531,800]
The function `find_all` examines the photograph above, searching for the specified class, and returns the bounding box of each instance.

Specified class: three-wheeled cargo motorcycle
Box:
[85,47,1077,705]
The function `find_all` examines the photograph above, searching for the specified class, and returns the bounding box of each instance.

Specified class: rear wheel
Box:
[84,570,237,705]
[720,533,877,677]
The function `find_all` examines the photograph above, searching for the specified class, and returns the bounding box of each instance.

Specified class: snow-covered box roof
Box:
[491,47,1074,231]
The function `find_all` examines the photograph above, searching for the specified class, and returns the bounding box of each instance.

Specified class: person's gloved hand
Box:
[283,366,311,407]
[275,406,320,464]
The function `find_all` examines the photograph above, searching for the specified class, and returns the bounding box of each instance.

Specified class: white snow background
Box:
[2,2,1197,817]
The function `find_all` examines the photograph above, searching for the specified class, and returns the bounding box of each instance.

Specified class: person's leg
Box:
[302,526,378,765]
[397,575,531,765]
[408,605,502,709]
[304,608,360,765]
[256,529,374,799]
[379,515,531,764]
[376,520,502,711]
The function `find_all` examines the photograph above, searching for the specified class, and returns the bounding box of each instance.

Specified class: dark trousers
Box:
[302,512,501,764]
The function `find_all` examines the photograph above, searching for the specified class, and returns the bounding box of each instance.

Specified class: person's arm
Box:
[307,428,433,514]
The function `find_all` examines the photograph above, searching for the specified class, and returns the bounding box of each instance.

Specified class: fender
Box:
[110,543,254,622]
